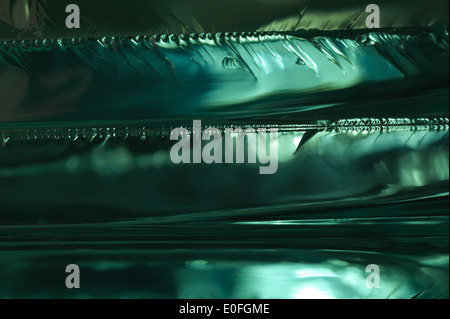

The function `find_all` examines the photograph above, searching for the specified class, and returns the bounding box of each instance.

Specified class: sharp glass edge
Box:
[1,26,448,43]
[1,117,448,142]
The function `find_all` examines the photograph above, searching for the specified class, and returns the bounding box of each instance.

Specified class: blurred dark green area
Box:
[0,0,449,39]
